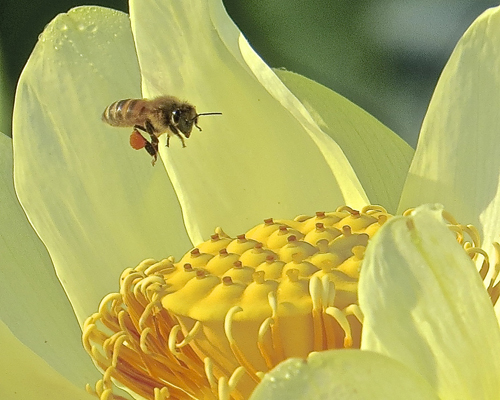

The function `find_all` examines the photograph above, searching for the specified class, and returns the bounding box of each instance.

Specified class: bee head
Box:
[171,105,198,137]
[169,102,222,138]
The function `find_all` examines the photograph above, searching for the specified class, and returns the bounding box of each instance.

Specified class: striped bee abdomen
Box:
[102,99,146,127]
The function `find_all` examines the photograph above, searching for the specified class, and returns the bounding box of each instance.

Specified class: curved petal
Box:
[13,7,191,323]
[360,204,500,399]
[275,70,414,213]
[129,0,368,244]
[0,134,98,385]
[0,319,95,400]
[399,7,500,252]
[250,350,438,400]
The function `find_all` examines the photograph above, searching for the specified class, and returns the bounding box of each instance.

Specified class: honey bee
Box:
[102,96,222,165]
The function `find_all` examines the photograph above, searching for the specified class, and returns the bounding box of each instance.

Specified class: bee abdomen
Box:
[102,99,145,127]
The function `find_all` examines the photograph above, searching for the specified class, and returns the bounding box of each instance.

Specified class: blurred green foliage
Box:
[0,0,497,144]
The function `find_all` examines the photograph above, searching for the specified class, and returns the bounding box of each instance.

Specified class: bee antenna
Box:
[196,112,223,118]
[193,112,222,131]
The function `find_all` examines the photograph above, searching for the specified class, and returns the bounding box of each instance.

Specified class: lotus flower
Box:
[3,0,500,399]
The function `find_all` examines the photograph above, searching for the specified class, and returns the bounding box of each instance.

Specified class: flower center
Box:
[82,206,499,400]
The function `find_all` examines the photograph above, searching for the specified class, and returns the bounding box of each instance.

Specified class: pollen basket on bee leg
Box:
[130,130,147,150]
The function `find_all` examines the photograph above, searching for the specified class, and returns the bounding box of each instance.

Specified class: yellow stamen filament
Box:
[154,387,170,400]
[176,320,202,348]
[326,307,353,348]
[204,357,217,390]
[218,377,229,400]
[224,306,260,383]
[228,367,247,395]
[344,304,364,324]
[257,317,275,369]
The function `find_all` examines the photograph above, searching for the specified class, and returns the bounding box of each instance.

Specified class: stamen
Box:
[154,387,170,400]
[168,325,182,355]
[361,205,388,214]
[204,357,217,390]
[228,367,247,393]
[466,247,489,279]
[176,321,202,348]
[224,306,260,382]
[326,307,353,348]
[257,317,275,369]
[309,276,325,350]
[218,377,230,400]
[144,259,176,275]
[111,334,127,367]
[140,327,152,354]
[266,291,284,362]
[344,304,364,324]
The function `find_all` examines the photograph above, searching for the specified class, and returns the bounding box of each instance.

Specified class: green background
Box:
[0,0,497,145]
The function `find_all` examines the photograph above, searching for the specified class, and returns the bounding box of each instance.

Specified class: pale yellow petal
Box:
[399,7,500,253]
[13,7,191,323]
[361,204,500,399]
[0,319,94,400]
[275,69,414,213]
[0,134,98,385]
[129,0,368,244]
[250,350,437,400]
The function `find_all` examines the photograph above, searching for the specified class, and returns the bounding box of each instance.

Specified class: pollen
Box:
[82,205,500,400]
[129,129,147,150]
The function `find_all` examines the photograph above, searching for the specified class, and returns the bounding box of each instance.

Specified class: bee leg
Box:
[169,125,186,148]
[166,135,170,147]
[135,124,159,165]
[144,142,158,166]
[143,120,161,163]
